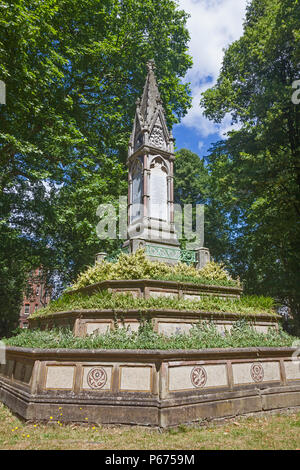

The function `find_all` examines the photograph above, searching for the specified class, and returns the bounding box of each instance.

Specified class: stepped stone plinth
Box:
[28,279,279,337]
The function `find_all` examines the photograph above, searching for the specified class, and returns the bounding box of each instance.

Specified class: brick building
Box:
[19,267,51,328]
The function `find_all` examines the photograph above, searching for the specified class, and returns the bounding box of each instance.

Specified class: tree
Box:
[174,149,231,259]
[0,227,32,336]
[0,0,192,336]
[201,0,300,332]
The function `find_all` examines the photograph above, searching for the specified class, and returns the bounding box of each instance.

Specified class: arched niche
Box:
[134,132,143,151]
[131,159,143,222]
[149,156,168,221]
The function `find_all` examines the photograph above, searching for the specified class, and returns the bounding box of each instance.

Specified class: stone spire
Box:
[128,60,174,157]
[139,60,162,126]
[124,60,179,260]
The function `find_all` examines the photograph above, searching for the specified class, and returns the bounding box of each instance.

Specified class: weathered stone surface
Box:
[122,322,140,333]
[120,366,152,392]
[262,390,300,411]
[284,360,300,381]
[85,322,111,336]
[45,365,75,390]
[149,290,178,299]
[160,395,263,427]
[157,322,193,336]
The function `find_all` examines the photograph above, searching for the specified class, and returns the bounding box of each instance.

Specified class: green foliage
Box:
[5,320,296,350]
[0,227,33,337]
[174,149,231,261]
[200,0,300,332]
[70,249,239,289]
[0,0,193,333]
[33,289,276,318]
[174,149,208,206]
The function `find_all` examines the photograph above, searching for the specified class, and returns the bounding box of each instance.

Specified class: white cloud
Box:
[178,0,247,137]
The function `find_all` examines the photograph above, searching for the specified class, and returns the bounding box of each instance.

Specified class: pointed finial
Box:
[147,59,156,72]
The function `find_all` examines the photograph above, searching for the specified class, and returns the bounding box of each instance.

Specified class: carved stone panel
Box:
[232,361,280,385]
[168,364,228,391]
[149,125,166,150]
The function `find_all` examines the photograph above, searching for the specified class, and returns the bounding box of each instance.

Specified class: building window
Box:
[36,286,39,296]
[24,304,30,315]
[35,304,38,311]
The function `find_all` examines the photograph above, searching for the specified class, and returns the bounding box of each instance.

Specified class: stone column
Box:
[95,252,107,264]
[169,159,174,225]
[127,169,132,227]
[195,247,210,269]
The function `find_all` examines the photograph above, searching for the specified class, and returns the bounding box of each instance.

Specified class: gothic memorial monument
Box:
[0,62,298,429]
[124,60,210,268]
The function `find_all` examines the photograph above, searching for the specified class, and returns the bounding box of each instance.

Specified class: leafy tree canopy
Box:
[0,0,192,336]
[174,148,232,261]
[201,0,300,332]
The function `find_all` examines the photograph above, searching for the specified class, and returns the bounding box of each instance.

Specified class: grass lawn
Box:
[0,404,299,450]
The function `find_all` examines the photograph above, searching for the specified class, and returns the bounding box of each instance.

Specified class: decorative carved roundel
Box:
[87,367,107,390]
[250,363,264,383]
[191,366,207,388]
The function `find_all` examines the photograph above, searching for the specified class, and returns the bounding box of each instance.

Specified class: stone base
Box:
[1,347,299,428]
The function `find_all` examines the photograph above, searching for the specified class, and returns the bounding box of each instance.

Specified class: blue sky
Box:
[173,0,247,159]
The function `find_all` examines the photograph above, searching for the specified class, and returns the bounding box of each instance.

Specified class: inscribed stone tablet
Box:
[150,165,167,220]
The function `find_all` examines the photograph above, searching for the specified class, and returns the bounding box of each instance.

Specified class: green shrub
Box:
[70,249,239,290]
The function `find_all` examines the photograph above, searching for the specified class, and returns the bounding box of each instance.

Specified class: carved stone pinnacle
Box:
[147,59,156,72]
